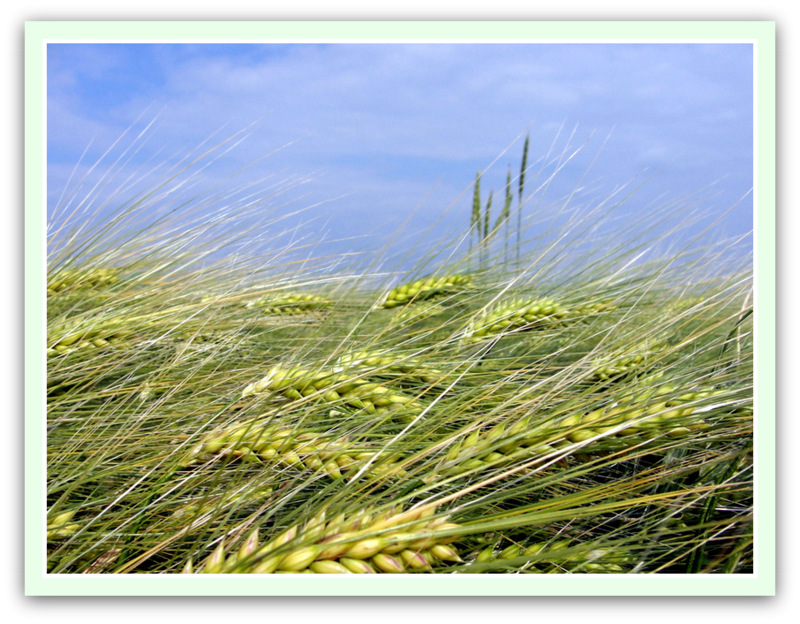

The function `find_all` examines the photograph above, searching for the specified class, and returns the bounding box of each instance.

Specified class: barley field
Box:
[45,135,754,579]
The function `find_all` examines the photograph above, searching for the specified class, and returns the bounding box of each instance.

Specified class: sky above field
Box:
[46,42,754,271]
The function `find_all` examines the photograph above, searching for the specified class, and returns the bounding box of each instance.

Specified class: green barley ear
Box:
[179,416,407,480]
[200,542,226,573]
[494,168,513,232]
[48,265,121,295]
[492,168,514,263]
[517,134,529,261]
[47,315,135,357]
[519,135,529,205]
[47,510,80,540]
[588,339,667,383]
[483,191,493,242]
[389,302,449,326]
[471,170,482,251]
[200,505,465,574]
[245,292,331,316]
[335,348,445,385]
[474,539,632,573]
[242,363,425,423]
[461,296,569,344]
[381,274,474,309]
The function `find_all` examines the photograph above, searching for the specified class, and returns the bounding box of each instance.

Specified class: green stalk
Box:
[516,134,529,264]
[471,170,481,255]
[497,168,512,264]
[483,191,493,268]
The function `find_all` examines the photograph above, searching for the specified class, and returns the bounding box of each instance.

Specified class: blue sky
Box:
[47,42,754,271]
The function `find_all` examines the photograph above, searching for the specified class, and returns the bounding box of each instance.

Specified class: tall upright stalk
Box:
[516,134,529,264]
[496,168,513,265]
[482,191,493,268]
[471,170,482,258]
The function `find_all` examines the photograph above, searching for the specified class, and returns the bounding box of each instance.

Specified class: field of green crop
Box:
[45,137,753,576]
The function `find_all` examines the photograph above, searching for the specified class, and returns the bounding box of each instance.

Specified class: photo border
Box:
[25,20,775,596]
